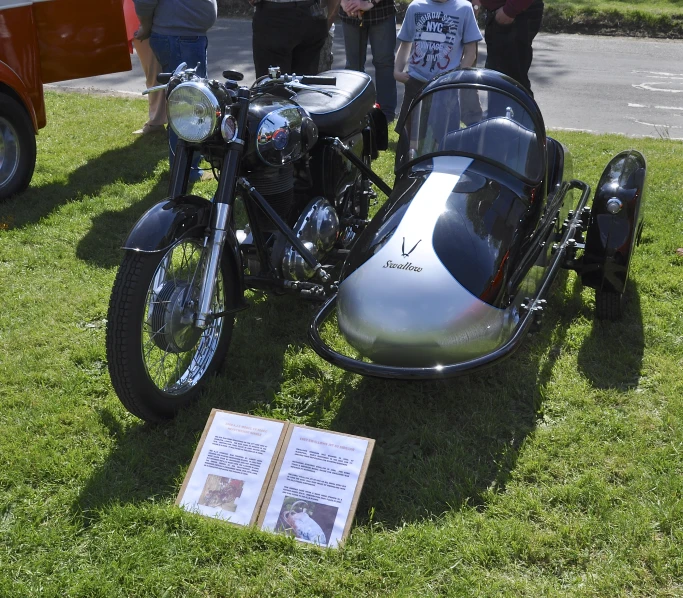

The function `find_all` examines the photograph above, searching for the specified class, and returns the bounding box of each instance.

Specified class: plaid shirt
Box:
[339,0,396,26]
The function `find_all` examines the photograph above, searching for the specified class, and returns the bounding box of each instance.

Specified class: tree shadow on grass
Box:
[75,175,169,269]
[4,134,167,233]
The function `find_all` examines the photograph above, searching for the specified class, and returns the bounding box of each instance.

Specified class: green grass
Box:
[218,0,683,36]
[0,91,682,596]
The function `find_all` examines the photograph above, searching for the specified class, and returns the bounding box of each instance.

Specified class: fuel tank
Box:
[337,156,534,366]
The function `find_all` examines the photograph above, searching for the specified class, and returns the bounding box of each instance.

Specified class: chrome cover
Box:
[337,157,520,366]
[256,106,309,166]
[279,197,340,280]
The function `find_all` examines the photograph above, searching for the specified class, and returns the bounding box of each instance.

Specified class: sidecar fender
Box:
[580,150,647,294]
[122,195,245,304]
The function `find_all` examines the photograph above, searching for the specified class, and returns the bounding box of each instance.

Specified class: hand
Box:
[471,0,481,11]
[343,0,368,16]
[394,71,410,84]
[134,24,151,41]
[494,8,514,25]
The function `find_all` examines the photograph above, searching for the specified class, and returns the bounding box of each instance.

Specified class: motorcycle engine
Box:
[247,164,294,228]
[272,197,339,280]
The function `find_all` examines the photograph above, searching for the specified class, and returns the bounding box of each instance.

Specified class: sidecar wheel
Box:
[106,237,235,422]
[0,94,36,200]
[595,288,623,321]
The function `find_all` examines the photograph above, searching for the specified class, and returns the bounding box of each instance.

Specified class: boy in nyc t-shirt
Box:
[394,0,482,131]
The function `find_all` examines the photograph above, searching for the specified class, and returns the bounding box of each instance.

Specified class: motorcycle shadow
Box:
[74,274,643,529]
[73,292,319,518]
[577,279,644,391]
[5,135,167,235]
[324,270,600,528]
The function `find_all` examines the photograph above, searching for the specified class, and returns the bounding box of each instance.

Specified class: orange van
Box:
[0,0,131,199]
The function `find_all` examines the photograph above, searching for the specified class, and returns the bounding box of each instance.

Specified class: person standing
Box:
[123,0,167,134]
[473,0,544,95]
[393,0,481,131]
[133,0,217,181]
[251,0,339,78]
[339,0,397,123]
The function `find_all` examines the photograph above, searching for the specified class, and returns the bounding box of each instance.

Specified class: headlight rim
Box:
[167,80,221,143]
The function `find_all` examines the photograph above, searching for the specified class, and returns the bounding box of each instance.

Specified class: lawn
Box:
[219,0,683,36]
[0,91,681,597]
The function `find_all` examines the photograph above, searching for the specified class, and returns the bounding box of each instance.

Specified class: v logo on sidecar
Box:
[401,237,421,257]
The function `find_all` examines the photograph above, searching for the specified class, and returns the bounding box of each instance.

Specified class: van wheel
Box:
[0,94,36,200]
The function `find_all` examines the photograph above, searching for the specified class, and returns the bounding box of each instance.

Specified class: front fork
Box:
[188,89,251,329]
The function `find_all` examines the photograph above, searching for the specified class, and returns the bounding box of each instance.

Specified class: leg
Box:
[518,0,544,95]
[318,23,335,72]
[368,16,397,121]
[252,3,296,76]
[484,1,543,95]
[291,6,328,75]
[395,76,425,134]
[342,21,368,72]
[133,37,167,127]
[484,13,524,89]
[149,34,207,180]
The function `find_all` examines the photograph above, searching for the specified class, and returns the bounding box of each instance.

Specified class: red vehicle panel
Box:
[0,0,131,199]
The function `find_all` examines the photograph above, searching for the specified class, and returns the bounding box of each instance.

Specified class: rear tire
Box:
[0,94,37,200]
[595,288,623,321]
[106,237,235,422]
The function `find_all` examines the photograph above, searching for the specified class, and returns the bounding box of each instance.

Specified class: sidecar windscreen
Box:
[396,86,544,183]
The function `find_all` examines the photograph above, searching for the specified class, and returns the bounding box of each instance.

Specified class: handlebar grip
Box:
[300,75,337,86]
[157,73,172,84]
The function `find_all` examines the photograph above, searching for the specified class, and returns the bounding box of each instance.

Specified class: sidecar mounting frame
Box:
[323,137,393,198]
[308,180,592,380]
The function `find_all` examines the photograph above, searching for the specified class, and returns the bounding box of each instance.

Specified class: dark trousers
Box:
[395,76,426,134]
[484,0,544,95]
[252,1,328,77]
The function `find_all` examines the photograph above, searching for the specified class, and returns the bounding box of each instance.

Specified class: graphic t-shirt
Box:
[397,0,482,82]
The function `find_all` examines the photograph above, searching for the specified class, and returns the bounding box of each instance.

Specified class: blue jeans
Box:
[342,16,397,121]
[149,33,208,181]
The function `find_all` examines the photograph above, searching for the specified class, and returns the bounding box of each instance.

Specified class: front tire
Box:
[106,237,235,422]
[0,94,37,200]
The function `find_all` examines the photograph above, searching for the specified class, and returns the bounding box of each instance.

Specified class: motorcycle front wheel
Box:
[106,237,235,422]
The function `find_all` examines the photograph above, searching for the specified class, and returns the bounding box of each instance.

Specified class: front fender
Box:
[122,195,246,307]
[123,195,213,253]
[581,150,647,294]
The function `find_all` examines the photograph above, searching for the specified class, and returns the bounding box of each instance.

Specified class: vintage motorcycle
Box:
[106,64,389,422]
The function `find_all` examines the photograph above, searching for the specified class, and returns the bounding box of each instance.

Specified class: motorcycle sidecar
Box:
[308,68,647,379]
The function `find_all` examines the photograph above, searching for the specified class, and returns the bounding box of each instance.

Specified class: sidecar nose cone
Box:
[337,256,508,367]
[337,156,513,367]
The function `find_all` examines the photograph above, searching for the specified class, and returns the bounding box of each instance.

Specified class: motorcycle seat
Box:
[294,69,376,138]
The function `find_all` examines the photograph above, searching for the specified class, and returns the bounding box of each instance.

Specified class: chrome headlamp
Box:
[167,81,221,143]
[256,106,306,166]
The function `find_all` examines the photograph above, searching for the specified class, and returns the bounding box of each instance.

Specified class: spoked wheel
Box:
[595,288,624,321]
[106,237,235,421]
[0,94,37,200]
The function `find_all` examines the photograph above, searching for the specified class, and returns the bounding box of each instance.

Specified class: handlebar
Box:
[157,73,172,84]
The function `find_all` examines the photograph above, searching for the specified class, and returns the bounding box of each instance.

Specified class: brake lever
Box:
[287,82,334,97]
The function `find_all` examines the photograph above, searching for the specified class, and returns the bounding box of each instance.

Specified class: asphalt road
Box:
[49,19,683,139]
